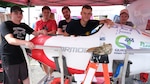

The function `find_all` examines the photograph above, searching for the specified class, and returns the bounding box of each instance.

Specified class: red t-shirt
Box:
[34,19,57,32]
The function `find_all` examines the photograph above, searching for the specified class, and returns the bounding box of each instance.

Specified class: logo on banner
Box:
[115,35,134,49]
[140,41,150,48]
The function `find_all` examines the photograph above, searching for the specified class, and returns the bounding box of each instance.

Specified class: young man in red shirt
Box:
[34,6,57,35]
[34,6,57,81]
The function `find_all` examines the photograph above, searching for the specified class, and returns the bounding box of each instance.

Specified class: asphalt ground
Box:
[29,58,150,84]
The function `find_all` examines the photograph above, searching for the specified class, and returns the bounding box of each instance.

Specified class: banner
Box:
[127,0,150,30]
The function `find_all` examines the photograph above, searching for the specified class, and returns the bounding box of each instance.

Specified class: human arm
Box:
[32,30,46,36]
[0,22,43,49]
[63,21,73,36]
[32,21,49,35]
[63,31,70,36]
[57,20,65,35]
[47,20,57,35]
[57,28,64,35]
[47,30,56,35]
[99,19,114,27]
[5,34,35,49]
[23,23,47,36]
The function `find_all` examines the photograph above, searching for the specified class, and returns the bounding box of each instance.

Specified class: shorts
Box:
[3,62,28,84]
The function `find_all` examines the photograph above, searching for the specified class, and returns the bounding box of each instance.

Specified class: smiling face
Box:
[42,9,51,20]
[120,13,129,24]
[62,8,71,20]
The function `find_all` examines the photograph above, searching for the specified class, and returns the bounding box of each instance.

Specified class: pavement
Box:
[29,58,46,84]
[28,58,150,84]
[29,58,62,84]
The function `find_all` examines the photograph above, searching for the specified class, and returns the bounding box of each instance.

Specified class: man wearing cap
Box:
[116,9,135,84]
[0,6,45,84]
[117,9,134,27]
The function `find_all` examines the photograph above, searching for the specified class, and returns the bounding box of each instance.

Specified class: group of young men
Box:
[0,4,133,84]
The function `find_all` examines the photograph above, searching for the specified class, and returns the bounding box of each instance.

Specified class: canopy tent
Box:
[1,0,137,6]
[0,1,29,8]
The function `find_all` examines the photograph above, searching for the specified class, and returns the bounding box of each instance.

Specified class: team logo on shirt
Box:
[13,27,25,40]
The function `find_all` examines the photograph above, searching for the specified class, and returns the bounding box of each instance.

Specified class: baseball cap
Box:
[120,9,129,15]
[11,6,24,13]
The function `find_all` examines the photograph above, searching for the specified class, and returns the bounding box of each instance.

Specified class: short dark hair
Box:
[11,6,23,13]
[42,6,51,11]
[62,6,70,12]
[82,5,92,11]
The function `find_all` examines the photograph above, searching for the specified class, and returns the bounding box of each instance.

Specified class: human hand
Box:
[105,19,114,28]
[25,41,35,49]
[100,19,114,28]
[38,30,48,35]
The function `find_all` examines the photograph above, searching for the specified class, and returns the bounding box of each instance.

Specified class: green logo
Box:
[115,35,133,48]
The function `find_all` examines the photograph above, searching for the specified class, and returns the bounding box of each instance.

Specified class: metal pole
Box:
[20,45,32,84]
[58,48,64,84]
[27,5,30,41]
[120,49,150,84]
[120,50,129,84]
